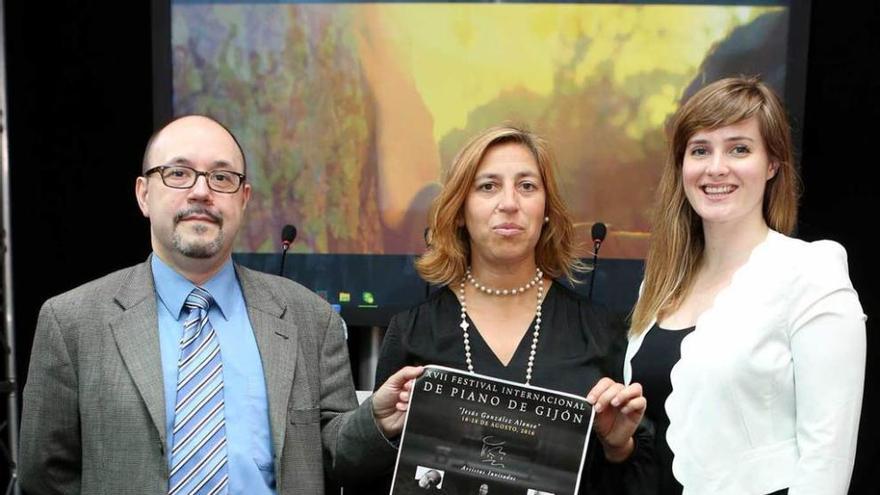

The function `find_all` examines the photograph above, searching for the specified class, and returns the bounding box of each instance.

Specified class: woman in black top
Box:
[374,124,652,494]
[378,285,625,403]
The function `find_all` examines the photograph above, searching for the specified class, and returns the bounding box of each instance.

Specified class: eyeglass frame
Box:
[143,164,247,193]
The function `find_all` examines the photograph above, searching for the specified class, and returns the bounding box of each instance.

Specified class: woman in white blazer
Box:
[624,76,866,495]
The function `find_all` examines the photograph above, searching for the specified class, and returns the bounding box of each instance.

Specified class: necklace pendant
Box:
[457,272,545,386]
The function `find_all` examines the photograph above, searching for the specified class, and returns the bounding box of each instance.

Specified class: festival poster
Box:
[390,365,594,495]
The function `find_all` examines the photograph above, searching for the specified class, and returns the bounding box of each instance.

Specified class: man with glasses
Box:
[19,115,420,494]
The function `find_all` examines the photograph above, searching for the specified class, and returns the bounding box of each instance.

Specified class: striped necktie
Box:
[168,287,229,495]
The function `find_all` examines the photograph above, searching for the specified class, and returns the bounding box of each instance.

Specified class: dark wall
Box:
[799,2,880,492]
[4,1,153,396]
[2,1,877,492]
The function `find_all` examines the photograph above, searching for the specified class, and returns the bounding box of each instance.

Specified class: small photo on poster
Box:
[415,466,446,489]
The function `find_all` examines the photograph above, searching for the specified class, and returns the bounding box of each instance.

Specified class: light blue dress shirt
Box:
[152,255,276,493]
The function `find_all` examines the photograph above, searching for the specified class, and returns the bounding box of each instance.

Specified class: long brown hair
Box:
[416,124,586,286]
[630,76,800,335]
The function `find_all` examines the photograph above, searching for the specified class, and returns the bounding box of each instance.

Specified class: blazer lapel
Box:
[237,266,297,462]
[108,260,167,445]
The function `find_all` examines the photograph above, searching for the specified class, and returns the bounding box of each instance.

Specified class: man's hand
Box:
[372,366,425,438]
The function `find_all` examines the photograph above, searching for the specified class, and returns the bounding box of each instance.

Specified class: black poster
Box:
[390,365,594,495]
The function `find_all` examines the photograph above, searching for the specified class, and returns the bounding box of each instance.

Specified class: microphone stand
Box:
[423,227,431,300]
[279,243,290,277]
[588,241,600,301]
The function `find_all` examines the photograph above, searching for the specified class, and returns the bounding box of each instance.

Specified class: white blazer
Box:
[624,230,866,495]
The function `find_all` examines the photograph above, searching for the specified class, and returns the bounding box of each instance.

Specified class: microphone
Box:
[589,222,607,301]
[279,224,297,276]
[591,222,607,255]
[282,224,297,250]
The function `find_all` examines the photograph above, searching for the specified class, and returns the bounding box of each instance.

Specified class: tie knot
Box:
[185,287,213,312]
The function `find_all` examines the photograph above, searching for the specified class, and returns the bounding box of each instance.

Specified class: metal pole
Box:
[0,1,21,492]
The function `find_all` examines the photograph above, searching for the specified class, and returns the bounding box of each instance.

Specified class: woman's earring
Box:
[544,216,550,224]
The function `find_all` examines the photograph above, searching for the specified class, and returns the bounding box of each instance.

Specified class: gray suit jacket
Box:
[19,259,396,494]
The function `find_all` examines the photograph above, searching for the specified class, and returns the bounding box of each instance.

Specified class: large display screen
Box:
[155,1,804,325]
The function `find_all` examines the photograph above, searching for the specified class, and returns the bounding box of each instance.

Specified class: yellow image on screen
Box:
[173,2,787,259]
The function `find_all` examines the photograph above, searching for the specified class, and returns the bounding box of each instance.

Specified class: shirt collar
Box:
[151,254,237,321]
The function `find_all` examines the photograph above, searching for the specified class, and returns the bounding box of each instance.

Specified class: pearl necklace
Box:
[457,267,544,385]
[466,267,542,296]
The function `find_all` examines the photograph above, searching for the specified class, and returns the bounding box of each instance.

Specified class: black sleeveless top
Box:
[631,323,694,495]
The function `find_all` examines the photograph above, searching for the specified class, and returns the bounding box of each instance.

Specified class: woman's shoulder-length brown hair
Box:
[416,124,586,286]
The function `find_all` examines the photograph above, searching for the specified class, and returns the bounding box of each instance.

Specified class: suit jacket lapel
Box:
[108,260,167,445]
[237,266,298,462]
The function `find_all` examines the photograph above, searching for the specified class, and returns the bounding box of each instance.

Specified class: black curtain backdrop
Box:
[798,2,879,489]
[2,1,877,492]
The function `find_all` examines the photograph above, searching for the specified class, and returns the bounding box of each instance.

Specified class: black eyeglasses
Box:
[144,165,246,193]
